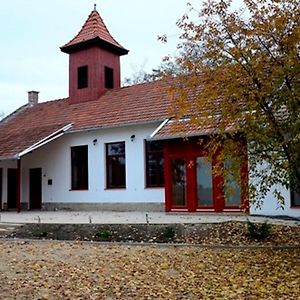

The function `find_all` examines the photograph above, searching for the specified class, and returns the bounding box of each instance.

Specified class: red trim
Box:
[164,138,249,213]
[17,159,21,213]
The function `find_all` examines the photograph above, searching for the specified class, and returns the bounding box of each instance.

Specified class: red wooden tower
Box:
[60,6,129,104]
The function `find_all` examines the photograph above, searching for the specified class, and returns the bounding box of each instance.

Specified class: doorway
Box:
[29,168,42,210]
[7,169,17,209]
[165,139,246,212]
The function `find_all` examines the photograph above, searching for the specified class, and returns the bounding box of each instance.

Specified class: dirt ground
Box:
[0,240,299,299]
[4,221,300,246]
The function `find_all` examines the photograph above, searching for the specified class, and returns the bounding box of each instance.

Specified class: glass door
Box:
[196,157,214,209]
[224,165,242,208]
[171,158,187,209]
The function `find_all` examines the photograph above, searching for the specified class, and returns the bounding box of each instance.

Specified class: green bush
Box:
[246,220,271,239]
[33,230,48,238]
[163,226,175,239]
[95,230,112,239]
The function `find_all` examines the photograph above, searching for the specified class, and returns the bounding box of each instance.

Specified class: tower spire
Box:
[94,4,97,11]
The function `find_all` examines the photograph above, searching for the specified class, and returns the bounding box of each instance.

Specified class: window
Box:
[291,190,300,207]
[106,142,126,188]
[145,140,164,187]
[71,145,88,190]
[77,65,88,89]
[105,66,114,89]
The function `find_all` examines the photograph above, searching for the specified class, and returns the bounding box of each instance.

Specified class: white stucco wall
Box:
[0,123,165,208]
[248,159,299,217]
[250,185,300,218]
[1,124,299,217]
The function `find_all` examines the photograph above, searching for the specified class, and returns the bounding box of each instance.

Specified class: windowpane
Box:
[224,161,241,207]
[106,142,126,188]
[71,145,88,190]
[171,159,186,207]
[196,157,213,206]
[107,143,125,155]
[145,141,164,187]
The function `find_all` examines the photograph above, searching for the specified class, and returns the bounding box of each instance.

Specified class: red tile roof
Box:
[61,9,128,55]
[152,117,236,140]
[0,80,172,158]
[151,118,216,140]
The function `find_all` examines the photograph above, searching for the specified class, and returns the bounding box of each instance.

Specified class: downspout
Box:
[17,158,21,213]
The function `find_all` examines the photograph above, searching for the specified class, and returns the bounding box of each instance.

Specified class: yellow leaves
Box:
[0,238,300,299]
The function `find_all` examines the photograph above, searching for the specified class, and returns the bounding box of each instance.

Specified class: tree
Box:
[122,59,185,86]
[164,0,300,207]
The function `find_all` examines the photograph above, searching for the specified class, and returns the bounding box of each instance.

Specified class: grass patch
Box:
[95,230,112,239]
[246,220,272,240]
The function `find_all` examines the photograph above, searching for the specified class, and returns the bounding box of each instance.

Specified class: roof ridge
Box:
[0,104,29,125]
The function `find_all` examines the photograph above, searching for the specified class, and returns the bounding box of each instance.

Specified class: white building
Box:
[0,7,298,217]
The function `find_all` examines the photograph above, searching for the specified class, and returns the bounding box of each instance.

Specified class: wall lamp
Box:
[93,138,98,146]
[130,134,136,142]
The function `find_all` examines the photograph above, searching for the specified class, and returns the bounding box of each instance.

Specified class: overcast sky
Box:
[0,0,201,116]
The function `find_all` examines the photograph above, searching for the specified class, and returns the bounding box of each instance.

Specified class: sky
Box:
[0,0,200,116]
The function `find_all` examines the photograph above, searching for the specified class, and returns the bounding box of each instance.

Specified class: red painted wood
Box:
[68,46,121,104]
[164,143,171,212]
[163,138,249,213]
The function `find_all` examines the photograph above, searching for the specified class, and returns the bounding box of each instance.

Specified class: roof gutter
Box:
[17,123,73,158]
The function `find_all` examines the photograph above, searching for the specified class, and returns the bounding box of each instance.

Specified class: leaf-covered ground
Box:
[5,221,300,246]
[0,240,299,299]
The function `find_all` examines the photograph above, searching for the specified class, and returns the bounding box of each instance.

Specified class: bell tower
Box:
[60,6,129,104]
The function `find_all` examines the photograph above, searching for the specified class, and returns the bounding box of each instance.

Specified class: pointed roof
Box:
[61,7,128,55]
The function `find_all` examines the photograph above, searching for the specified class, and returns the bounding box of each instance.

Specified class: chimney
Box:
[28,91,39,106]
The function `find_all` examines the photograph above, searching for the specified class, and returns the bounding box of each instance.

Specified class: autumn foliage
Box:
[164,0,300,206]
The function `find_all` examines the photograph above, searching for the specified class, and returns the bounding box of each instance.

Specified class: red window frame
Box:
[106,142,126,189]
[145,140,164,188]
[71,145,89,190]
[164,138,249,213]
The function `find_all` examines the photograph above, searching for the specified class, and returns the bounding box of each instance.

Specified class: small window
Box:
[78,66,88,89]
[71,145,88,190]
[291,190,300,207]
[145,140,164,187]
[106,142,126,188]
[105,66,114,89]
